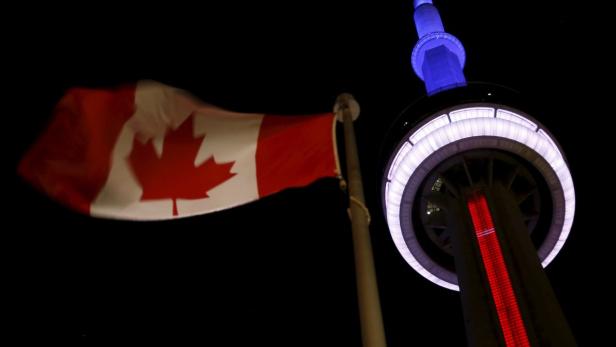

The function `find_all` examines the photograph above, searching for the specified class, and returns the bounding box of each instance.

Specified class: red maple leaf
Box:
[128,114,236,216]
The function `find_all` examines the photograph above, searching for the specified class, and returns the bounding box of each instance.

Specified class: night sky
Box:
[9,1,609,345]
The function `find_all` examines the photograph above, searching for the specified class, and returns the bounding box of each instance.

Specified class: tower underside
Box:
[382,89,576,346]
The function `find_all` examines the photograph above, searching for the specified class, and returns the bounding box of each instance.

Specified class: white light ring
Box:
[384,107,575,291]
[393,136,568,291]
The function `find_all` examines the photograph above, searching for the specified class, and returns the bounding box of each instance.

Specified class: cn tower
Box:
[381,1,576,346]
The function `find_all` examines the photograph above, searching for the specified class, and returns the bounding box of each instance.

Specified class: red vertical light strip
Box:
[467,193,530,347]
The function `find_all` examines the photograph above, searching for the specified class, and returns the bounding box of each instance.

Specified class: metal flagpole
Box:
[334,94,387,347]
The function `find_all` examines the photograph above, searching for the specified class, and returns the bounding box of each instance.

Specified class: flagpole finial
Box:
[334,93,360,123]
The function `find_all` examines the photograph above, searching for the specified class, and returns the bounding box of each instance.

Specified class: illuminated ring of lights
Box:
[384,104,575,291]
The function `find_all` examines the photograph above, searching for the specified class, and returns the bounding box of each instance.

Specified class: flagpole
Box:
[335,94,387,347]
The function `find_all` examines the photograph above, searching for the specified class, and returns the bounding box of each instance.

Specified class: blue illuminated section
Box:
[411,0,467,95]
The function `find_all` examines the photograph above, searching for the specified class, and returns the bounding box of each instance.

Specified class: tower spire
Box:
[411,0,467,95]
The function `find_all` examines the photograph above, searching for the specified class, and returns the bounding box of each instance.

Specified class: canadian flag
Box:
[19,81,340,220]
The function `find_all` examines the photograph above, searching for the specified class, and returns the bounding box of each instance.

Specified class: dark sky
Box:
[9,1,610,345]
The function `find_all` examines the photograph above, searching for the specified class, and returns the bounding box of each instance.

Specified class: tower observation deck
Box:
[381,2,577,346]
